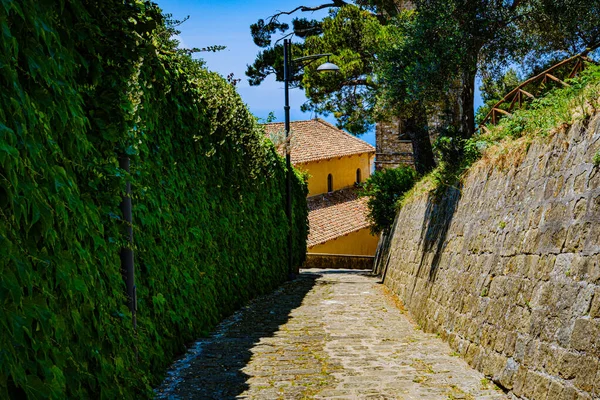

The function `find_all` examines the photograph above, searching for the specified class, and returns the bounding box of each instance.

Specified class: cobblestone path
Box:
[155,270,508,399]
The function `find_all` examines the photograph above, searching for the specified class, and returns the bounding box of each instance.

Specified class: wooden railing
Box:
[478,45,599,133]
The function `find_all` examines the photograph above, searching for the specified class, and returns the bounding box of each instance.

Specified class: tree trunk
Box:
[404,104,436,175]
[457,62,478,139]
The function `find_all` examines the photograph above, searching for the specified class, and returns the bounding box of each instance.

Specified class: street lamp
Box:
[283,38,340,279]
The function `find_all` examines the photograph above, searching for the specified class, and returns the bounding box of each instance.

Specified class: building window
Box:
[327,174,333,192]
[356,168,361,184]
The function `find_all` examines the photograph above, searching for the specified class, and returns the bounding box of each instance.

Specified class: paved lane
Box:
[155,270,507,399]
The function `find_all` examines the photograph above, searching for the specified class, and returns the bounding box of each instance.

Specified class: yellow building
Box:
[264,119,380,256]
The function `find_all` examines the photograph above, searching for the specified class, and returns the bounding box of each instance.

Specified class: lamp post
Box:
[283,38,339,279]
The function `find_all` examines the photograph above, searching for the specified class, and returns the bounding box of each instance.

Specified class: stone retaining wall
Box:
[382,115,600,399]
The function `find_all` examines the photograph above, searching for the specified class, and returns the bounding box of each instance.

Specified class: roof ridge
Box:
[263,118,375,164]
[315,119,375,150]
[309,225,367,247]
[307,194,371,247]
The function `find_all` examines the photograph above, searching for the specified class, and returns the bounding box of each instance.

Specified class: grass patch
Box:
[473,64,600,164]
[594,151,600,167]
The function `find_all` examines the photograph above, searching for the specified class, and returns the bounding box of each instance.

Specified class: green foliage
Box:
[359,167,417,233]
[379,0,599,139]
[594,151,600,167]
[247,3,394,135]
[520,0,600,56]
[412,63,600,199]
[302,5,384,134]
[422,125,484,196]
[247,17,318,87]
[475,69,522,125]
[0,1,308,398]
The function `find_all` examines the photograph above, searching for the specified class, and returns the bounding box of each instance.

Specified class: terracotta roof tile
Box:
[306,188,371,247]
[263,118,375,164]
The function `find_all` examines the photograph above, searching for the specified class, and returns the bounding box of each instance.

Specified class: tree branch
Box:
[343,79,378,88]
[509,0,523,13]
[267,1,349,24]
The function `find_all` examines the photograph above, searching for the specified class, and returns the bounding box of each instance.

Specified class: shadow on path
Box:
[154,274,319,400]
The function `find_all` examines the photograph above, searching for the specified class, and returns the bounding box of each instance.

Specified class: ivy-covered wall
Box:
[0,1,308,398]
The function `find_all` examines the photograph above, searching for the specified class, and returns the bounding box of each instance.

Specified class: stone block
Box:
[517,279,534,307]
[494,329,507,353]
[571,196,588,220]
[506,255,529,277]
[538,225,567,253]
[590,288,600,318]
[513,334,529,363]
[529,309,549,338]
[521,370,542,399]
[528,206,545,229]
[588,168,600,192]
[483,351,507,379]
[523,339,541,367]
[572,284,595,318]
[573,255,594,282]
[573,170,589,194]
[593,367,600,397]
[511,365,529,397]
[480,324,495,348]
[557,282,585,313]
[531,281,550,308]
[570,318,599,353]
[532,372,552,400]
[573,354,599,393]
[464,342,480,365]
[523,255,541,281]
[546,200,569,222]
[553,253,576,281]
[584,223,600,254]
[559,351,580,380]
[560,384,579,400]
[447,332,457,348]
[543,177,558,200]
[587,189,600,216]
[588,255,600,284]
[539,255,557,281]
[556,316,576,348]
[575,391,593,400]
[504,331,517,357]
[498,357,519,390]
[540,343,562,375]
[564,222,592,253]
[547,379,565,400]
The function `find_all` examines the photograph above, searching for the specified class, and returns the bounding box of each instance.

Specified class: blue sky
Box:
[155,0,483,147]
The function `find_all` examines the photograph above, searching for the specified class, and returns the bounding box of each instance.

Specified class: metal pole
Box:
[283,39,294,279]
[119,155,137,329]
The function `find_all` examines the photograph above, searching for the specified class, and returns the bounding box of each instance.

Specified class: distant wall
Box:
[375,119,414,170]
[381,115,600,399]
[310,228,380,256]
[303,253,374,270]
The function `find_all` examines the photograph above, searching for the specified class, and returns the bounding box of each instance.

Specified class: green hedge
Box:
[0,1,308,398]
